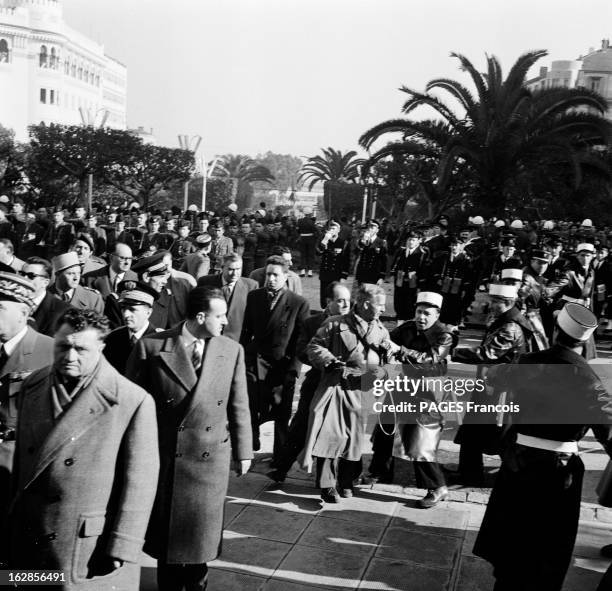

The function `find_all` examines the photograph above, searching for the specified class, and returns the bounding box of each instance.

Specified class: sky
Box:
[63,0,612,158]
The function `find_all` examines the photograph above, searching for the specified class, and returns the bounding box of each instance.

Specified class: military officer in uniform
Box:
[104,281,160,373]
[316,221,350,309]
[390,229,430,323]
[452,283,533,485]
[427,236,473,329]
[170,221,197,269]
[131,252,173,330]
[0,272,54,563]
[473,304,612,591]
[368,291,456,507]
[354,219,387,289]
[297,207,317,277]
[49,252,104,314]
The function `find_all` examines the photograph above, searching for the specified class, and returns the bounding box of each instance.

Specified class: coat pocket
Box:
[72,511,120,583]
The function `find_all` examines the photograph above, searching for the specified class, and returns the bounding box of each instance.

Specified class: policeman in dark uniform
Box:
[297,207,317,277]
[452,283,533,485]
[104,280,160,373]
[426,236,473,328]
[169,220,196,269]
[131,252,173,329]
[368,291,456,508]
[354,219,387,287]
[316,221,350,309]
[474,303,612,591]
[390,229,429,322]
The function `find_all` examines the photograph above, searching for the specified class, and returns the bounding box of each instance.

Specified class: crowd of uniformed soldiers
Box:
[2,191,612,590]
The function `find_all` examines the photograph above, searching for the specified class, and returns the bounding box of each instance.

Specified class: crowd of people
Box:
[1,193,612,590]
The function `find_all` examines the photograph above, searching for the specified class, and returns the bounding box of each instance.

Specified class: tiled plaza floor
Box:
[139,274,612,590]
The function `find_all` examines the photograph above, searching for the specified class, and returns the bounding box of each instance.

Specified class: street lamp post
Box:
[79,107,109,213]
[178,134,202,211]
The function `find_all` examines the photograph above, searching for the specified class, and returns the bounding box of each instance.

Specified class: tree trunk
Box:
[230,178,239,203]
[78,175,88,208]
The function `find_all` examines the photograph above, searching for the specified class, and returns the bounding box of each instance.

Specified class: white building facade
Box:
[526,39,612,118]
[0,0,127,141]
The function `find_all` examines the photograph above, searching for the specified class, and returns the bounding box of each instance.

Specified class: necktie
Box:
[191,339,204,372]
[0,345,8,374]
[129,333,138,346]
[222,284,232,302]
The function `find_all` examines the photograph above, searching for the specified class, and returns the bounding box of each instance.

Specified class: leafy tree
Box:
[0,124,29,195]
[28,123,142,207]
[212,155,275,208]
[253,152,303,192]
[298,147,366,218]
[360,50,612,216]
[104,144,195,209]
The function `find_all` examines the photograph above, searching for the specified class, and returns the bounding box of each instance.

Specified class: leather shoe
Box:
[362,473,393,486]
[339,488,353,498]
[417,486,449,509]
[320,487,341,503]
[266,469,286,483]
[601,544,612,558]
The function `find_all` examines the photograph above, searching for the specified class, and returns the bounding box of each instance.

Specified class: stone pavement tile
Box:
[319,492,397,527]
[298,515,386,557]
[358,557,450,591]
[466,505,486,530]
[262,579,337,591]
[207,569,267,590]
[211,533,292,577]
[228,505,314,544]
[275,544,370,589]
[227,471,270,500]
[224,499,249,526]
[392,503,469,538]
[574,522,612,559]
[462,529,478,555]
[376,526,461,570]
[563,562,607,591]
[252,481,323,515]
[454,555,494,591]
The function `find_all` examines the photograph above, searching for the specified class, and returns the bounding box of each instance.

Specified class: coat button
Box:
[178,425,185,431]
[48,533,57,541]
[64,458,74,466]
[202,452,209,458]
[217,400,222,406]
[175,453,182,458]
[205,426,211,431]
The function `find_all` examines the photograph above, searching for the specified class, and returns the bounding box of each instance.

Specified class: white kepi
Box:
[501,268,523,281]
[416,291,443,308]
[488,284,518,298]
[556,303,598,341]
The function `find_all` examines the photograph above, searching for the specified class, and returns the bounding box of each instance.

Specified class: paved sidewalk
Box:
[139,465,612,590]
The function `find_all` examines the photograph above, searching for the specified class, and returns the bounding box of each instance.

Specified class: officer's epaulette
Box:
[83,286,100,294]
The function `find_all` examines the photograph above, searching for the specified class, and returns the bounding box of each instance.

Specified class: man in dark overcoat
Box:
[240,255,309,456]
[126,286,253,591]
[8,308,159,590]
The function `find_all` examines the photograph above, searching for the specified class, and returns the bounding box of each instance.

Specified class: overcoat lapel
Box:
[1,328,36,379]
[23,364,118,489]
[265,290,289,335]
[182,337,225,421]
[158,326,197,393]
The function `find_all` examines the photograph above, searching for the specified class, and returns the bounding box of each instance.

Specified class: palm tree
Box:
[212,155,275,204]
[360,50,612,216]
[298,147,366,217]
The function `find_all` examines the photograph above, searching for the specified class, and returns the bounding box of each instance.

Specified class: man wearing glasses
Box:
[21,257,70,337]
[84,243,138,329]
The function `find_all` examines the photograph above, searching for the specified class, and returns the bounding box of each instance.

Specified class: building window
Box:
[50,47,57,69]
[64,59,69,74]
[50,89,55,104]
[0,39,9,63]
[590,77,602,92]
[95,75,100,87]
[78,66,82,80]
[39,45,48,68]
[40,88,46,104]
[71,63,76,77]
